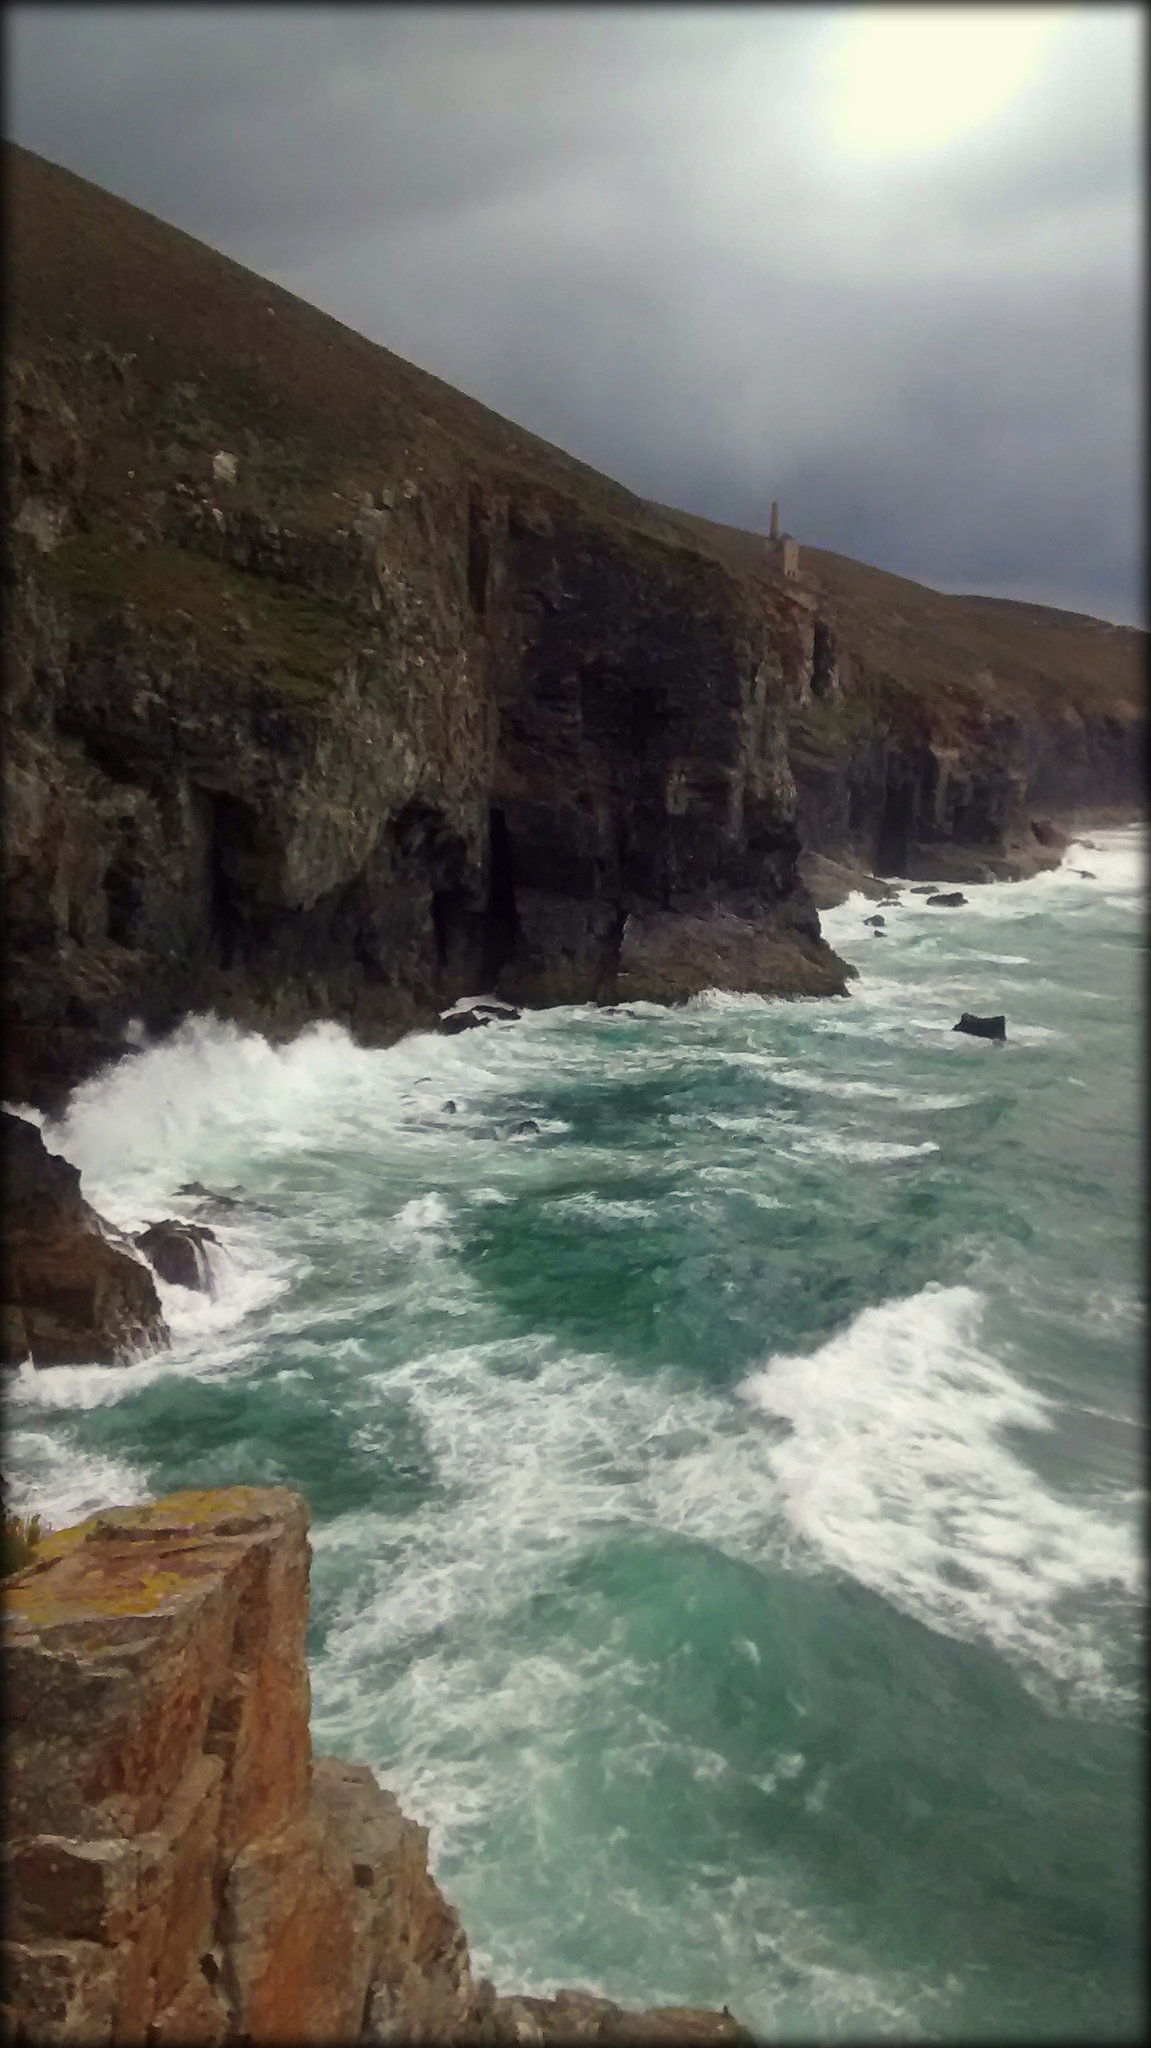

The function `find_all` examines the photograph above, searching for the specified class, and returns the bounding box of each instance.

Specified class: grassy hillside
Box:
[650,506,1142,722]
[6,140,1143,727]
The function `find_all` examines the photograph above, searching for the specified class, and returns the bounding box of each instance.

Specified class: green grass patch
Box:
[2,1509,47,1577]
[45,521,356,702]
[790,688,880,756]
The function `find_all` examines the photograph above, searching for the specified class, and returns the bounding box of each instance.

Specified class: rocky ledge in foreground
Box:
[2,1487,753,2045]
[0,1111,168,1367]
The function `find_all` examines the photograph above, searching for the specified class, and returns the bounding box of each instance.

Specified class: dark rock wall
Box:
[782,613,1145,885]
[3,350,847,1112]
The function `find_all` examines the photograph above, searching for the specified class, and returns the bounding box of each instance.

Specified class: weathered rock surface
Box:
[795,850,889,909]
[0,1111,168,1366]
[1,1487,751,2045]
[133,1220,218,1292]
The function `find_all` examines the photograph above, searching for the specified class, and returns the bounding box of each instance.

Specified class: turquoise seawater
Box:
[7,826,1145,2042]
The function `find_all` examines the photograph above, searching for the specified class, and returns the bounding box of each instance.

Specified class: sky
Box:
[6,3,1144,624]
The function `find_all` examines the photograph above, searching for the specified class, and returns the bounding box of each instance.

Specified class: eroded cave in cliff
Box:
[481,806,519,988]
[875,778,913,875]
[205,787,264,968]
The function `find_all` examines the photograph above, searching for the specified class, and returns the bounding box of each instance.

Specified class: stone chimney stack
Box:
[769,501,780,542]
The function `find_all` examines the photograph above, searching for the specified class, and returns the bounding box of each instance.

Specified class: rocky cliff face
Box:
[651,514,1145,899]
[4,146,846,1116]
[786,673,1144,892]
[1,1487,751,2045]
[3,145,1144,1114]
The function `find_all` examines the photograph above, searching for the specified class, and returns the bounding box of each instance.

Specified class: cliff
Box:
[1,1486,752,2045]
[3,144,1144,1113]
[3,144,844,1117]
[651,508,1145,900]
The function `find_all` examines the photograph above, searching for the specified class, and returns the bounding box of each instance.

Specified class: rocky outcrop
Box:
[132,1221,217,1293]
[954,1013,1006,1042]
[0,1111,168,1366]
[1,1487,752,2045]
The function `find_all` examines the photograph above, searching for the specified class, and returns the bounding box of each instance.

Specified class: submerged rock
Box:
[0,1111,169,1367]
[925,891,967,907]
[954,1012,1006,1042]
[134,1219,218,1292]
[909,885,938,895]
[177,1180,243,1208]
[471,1000,521,1021]
[508,1119,540,1137]
[437,1011,492,1036]
[438,1000,522,1035]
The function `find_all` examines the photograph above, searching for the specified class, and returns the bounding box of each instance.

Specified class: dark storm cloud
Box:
[7,5,1143,623]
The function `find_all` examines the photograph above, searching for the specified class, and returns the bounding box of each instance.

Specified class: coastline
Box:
[3,824,1143,2041]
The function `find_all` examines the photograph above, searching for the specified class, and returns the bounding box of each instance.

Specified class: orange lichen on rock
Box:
[2,1488,398,2043]
[1,1486,753,2045]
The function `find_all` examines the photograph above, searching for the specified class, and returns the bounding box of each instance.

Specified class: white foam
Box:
[4,1426,150,1527]
[769,1068,975,1111]
[738,1285,1143,1697]
[785,1133,939,1164]
[309,1284,1141,1877]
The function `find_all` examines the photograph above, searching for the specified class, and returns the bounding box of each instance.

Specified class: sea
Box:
[5,825,1145,2044]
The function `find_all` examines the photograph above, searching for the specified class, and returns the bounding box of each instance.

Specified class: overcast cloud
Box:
[7,4,1143,623]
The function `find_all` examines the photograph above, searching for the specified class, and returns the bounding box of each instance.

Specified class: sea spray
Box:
[4,827,1144,2042]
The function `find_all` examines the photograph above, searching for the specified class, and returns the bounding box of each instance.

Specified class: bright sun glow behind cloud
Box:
[821,5,1076,160]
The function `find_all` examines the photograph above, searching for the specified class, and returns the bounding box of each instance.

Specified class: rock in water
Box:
[0,1111,168,1366]
[954,1012,1006,1041]
[863,913,885,927]
[470,1000,521,1021]
[436,1011,492,1035]
[177,1180,243,1208]
[910,885,939,894]
[926,891,967,907]
[134,1220,218,1291]
[509,1119,540,1136]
